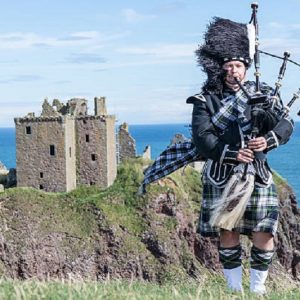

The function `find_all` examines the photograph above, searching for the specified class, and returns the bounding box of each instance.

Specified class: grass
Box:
[272,171,288,188]
[0,159,299,299]
[0,276,299,300]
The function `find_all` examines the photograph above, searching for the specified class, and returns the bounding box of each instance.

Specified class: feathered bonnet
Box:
[196,17,255,93]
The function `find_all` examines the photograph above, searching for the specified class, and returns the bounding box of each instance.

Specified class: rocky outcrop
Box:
[6,168,17,188]
[142,145,151,160]
[0,161,299,284]
[0,161,8,184]
[275,177,300,279]
[0,162,16,190]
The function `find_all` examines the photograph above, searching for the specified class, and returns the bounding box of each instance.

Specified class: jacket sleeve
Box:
[250,82,294,152]
[261,96,294,152]
[264,116,294,152]
[191,98,239,164]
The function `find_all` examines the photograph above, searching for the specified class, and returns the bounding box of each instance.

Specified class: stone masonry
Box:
[118,122,136,163]
[14,97,117,192]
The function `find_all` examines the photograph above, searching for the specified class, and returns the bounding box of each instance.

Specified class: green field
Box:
[0,276,299,300]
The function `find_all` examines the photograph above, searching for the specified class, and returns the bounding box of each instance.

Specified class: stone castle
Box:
[14,97,137,192]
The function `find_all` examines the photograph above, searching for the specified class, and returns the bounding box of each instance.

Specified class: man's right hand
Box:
[236,148,254,163]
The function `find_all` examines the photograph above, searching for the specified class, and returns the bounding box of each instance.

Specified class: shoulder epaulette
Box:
[186,93,206,104]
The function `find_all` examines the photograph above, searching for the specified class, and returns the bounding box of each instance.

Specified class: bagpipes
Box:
[210,2,300,230]
[246,3,300,118]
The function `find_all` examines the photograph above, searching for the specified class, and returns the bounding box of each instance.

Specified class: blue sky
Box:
[1,0,300,127]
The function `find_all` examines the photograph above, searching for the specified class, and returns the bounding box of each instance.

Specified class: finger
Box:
[253,145,267,152]
[248,142,265,150]
[249,139,266,149]
[237,153,253,162]
[241,149,254,156]
[248,144,259,150]
[238,156,253,163]
[249,137,261,143]
[248,140,259,147]
[251,137,265,144]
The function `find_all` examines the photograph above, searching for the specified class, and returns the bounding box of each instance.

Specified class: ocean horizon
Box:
[0,124,299,203]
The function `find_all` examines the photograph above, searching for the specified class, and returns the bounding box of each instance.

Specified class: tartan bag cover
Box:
[141,141,201,193]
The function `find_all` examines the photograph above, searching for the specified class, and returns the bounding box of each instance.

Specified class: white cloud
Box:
[65,53,107,64]
[121,8,156,23]
[0,30,127,50]
[117,43,196,58]
[0,103,40,127]
[268,22,285,29]
[267,22,300,31]
[58,31,99,41]
[0,74,43,84]
[262,38,300,56]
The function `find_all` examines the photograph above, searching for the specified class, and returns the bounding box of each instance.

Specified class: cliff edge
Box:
[0,158,299,286]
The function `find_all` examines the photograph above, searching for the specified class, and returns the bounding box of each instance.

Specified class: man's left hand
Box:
[248,137,267,152]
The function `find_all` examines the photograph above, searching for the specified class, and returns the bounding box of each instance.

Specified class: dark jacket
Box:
[187,82,294,187]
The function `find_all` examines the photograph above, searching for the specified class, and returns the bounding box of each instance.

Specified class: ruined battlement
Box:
[76,114,115,122]
[14,116,65,124]
[14,97,118,192]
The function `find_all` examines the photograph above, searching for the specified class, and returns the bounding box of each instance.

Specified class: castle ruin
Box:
[117,122,136,163]
[14,97,124,192]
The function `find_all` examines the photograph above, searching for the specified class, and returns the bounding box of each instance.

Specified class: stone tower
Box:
[118,122,136,163]
[14,97,117,192]
[76,97,116,187]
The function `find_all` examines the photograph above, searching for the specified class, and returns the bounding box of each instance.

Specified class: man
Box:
[188,17,294,294]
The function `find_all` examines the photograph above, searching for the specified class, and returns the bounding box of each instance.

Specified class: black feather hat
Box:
[196,17,255,93]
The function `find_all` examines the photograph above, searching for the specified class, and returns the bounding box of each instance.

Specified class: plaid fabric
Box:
[211,87,250,133]
[141,141,200,193]
[198,172,278,237]
[140,81,284,193]
[211,81,284,134]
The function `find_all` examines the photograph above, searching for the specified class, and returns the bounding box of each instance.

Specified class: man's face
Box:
[222,60,247,85]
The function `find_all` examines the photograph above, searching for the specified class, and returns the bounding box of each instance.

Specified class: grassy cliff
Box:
[0,158,299,298]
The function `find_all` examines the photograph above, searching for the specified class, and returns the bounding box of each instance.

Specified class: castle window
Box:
[69,147,72,157]
[39,184,44,190]
[40,172,43,178]
[91,154,97,161]
[90,181,95,185]
[50,145,56,156]
[26,126,31,134]
[83,120,87,124]
[86,134,90,142]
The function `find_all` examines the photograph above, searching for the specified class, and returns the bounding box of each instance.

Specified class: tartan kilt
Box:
[198,173,279,237]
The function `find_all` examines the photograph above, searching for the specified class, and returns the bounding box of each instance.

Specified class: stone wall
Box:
[76,116,108,187]
[106,116,117,186]
[118,123,136,163]
[94,97,107,116]
[64,117,77,192]
[68,98,88,116]
[15,118,69,192]
[14,97,118,192]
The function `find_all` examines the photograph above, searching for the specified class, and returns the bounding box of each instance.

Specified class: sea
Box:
[1,124,299,203]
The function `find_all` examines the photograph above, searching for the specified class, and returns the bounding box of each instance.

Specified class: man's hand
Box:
[236,148,254,163]
[248,137,267,152]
